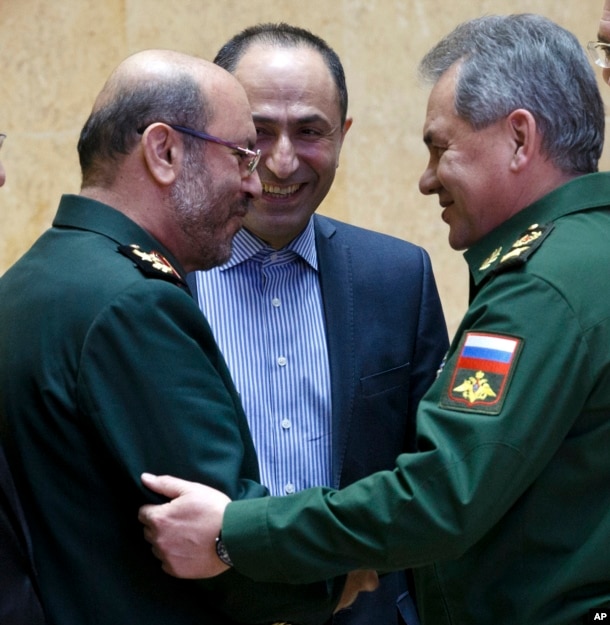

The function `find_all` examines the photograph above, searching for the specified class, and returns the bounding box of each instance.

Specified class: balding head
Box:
[75,49,261,273]
[77,49,234,188]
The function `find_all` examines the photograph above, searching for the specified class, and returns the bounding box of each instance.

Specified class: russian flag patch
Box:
[440,332,522,414]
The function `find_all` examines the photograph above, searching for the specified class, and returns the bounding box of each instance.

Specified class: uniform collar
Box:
[465,172,610,288]
[53,194,187,280]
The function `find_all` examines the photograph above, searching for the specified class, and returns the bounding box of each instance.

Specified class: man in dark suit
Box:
[188,24,448,625]
[0,49,367,625]
[0,131,46,625]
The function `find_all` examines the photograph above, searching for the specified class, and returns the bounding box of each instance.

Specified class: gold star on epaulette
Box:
[478,223,554,276]
[496,223,554,270]
[117,244,187,287]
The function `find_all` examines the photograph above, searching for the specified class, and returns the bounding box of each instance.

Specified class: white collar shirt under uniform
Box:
[192,218,332,496]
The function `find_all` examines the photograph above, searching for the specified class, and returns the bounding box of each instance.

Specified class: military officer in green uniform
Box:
[139,15,610,624]
[0,49,371,624]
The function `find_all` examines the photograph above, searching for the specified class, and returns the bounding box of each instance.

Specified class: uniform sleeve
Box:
[222,269,590,583]
[77,281,342,623]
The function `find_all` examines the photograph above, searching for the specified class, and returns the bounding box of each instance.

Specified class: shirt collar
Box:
[219,216,319,271]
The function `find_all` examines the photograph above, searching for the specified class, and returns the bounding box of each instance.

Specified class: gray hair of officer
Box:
[418,13,604,175]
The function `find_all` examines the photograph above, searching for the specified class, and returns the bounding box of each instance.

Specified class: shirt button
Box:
[272,297,281,307]
[270,253,278,261]
[281,419,291,429]
[284,483,295,494]
[277,356,287,366]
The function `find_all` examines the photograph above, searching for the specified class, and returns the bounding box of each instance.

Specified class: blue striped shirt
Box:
[192,218,332,495]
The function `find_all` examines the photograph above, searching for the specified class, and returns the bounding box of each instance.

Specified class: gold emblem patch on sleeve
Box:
[440,332,522,414]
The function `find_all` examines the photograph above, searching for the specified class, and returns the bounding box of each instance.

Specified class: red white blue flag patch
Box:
[440,332,522,414]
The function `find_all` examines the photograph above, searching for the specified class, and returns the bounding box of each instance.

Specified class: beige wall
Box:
[1,0,608,337]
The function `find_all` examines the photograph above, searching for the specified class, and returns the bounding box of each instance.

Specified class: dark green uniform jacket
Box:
[222,172,610,624]
[0,195,341,625]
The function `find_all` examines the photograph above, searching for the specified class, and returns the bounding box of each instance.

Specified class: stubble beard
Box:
[170,149,238,271]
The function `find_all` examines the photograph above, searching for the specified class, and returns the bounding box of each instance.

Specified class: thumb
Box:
[141,472,193,499]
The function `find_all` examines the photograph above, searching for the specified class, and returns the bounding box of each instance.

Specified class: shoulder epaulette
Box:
[117,244,187,288]
[478,223,555,277]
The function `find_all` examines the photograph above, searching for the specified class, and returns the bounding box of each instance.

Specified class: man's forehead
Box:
[235,43,335,91]
[238,42,322,65]
[241,43,299,69]
[209,82,256,138]
[423,75,457,129]
[235,46,341,123]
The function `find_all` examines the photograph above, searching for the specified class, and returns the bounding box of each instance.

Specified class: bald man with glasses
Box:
[0,52,371,625]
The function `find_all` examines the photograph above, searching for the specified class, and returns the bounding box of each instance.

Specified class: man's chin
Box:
[196,244,233,271]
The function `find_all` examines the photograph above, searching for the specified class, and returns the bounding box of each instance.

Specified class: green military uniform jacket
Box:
[0,195,341,625]
[223,172,610,624]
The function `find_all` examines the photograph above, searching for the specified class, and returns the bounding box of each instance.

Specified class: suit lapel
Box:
[314,216,356,488]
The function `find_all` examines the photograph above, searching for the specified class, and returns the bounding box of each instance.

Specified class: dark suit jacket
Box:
[313,216,447,485]
[0,195,341,625]
[0,445,46,625]
[317,215,447,625]
[190,214,449,625]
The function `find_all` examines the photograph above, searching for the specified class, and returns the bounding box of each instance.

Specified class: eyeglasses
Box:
[587,41,610,68]
[169,124,260,176]
[0,134,6,151]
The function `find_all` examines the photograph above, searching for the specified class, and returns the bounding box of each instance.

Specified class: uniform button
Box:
[281,419,291,429]
[277,356,287,366]
[284,483,295,494]
[272,297,281,307]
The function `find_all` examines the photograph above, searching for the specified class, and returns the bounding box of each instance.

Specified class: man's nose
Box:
[265,135,299,178]
[242,168,262,199]
[418,161,439,196]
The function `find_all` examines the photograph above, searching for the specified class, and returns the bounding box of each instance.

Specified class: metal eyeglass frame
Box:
[587,41,610,68]
[168,124,260,175]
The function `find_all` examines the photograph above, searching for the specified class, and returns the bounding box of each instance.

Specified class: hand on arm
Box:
[138,473,230,579]
[139,473,379,617]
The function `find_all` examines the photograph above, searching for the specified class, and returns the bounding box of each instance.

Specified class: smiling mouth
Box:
[440,202,453,223]
[262,183,302,198]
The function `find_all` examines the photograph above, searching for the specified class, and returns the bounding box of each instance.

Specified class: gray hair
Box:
[418,13,604,174]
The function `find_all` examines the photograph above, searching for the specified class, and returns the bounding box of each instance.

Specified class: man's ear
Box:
[507,109,538,173]
[335,116,353,169]
[140,123,181,186]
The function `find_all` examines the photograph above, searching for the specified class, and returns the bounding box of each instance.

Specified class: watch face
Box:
[215,537,233,567]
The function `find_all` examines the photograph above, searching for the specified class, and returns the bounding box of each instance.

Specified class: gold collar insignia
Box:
[118,244,186,287]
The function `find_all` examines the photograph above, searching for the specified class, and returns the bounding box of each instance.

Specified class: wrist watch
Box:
[215,531,234,567]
